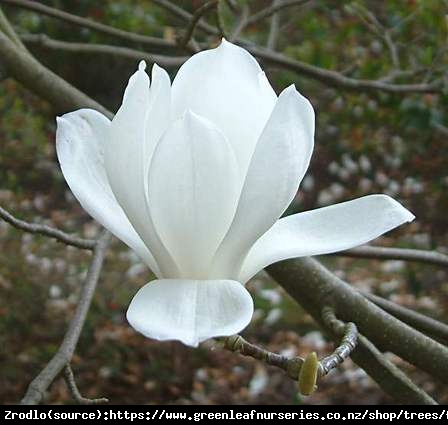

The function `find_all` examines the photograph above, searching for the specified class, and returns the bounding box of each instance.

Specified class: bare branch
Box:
[1,0,179,50]
[334,245,448,268]
[229,4,249,43]
[21,34,188,68]
[222,318,358,382]
[63,365,108,405]
[0,30,111,115]
[149,0,441,94]
[362,292,448,345]
[152,0,218,36]
[268,257,448,383]
[320,307,357,376]
[269,263,438,404]
[246,45,441,94]
[0,205,95,250]
[181,0,218,47]
[0,5,26,49]
[222,334,303,378]
[21,230,111,405]
[245,0,312,28]
[353,334,437,405]
[266,0,281,50]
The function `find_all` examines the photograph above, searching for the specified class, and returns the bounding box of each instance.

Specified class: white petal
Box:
[106,63,178,277]
[148,111,239,278]
[145,64,172,167]
[211,85,315,278]
[55,108,160,275]
[126,279,254,347]
[239,195,415,282]
[171,39,277,176]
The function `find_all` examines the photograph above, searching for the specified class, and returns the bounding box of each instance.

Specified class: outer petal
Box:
[106,62,178,277]
[211,85,314,278]
[171,39,277,176]
[148,111,240,278]
[126,279,254,347]
[55,109,160,275]
[239,195,415,282]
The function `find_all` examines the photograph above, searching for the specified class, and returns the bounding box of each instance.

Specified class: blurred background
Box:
[0,0,447,404]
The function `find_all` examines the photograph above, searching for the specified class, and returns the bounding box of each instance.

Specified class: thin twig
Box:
[152,0,218,36]
[180,0,218,47]
[21,34,188,67]
[21,230,111,405]
[246,45,441,94]
[245,0,312,27]
[0,205,95,250]
[266,0,281,49]
[362,292,448,344]
[63,365,108,405]
[320,307,357,377]
[149,0,441,94]
[229,4,249,42]
[334,245,448,268]
[222,334,303,378]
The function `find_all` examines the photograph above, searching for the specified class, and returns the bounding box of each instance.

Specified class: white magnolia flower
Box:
[56,40,414,347]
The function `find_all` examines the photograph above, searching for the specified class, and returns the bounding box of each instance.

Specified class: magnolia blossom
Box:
[56,40,414,347]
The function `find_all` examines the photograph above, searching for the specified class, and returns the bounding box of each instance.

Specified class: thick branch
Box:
[0,30,111,115]
[362,292,448,344]
[267,257,448,383]
[320,307,435,404]
[63,365,108,405]
[352,335,437,404]
[334,245,448,268]
[1,0,176,49]
[0,205,95,250]
[21,34,187,67]
[21,231,111,405]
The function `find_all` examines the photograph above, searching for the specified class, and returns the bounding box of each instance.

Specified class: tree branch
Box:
[0,0,178,50]
[20,34,188,67]
[319,307,357,376]
[267,257,448,384]
[0,205,95,250]
[63,365,108,405]
[320,307,435,403]
[152,0,218,36]
[362,292,448,345]
[0,5,25,49]
[245,45,441,94]
[0,30,111,115]
[245,0,312,28]
[352,334,437,404]
[180,0,218,47]
[334,245,448,268]
[266,0,281,50]
[21,230,111,405]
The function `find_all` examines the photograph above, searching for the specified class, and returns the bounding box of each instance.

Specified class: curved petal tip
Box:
[138,60,147,71]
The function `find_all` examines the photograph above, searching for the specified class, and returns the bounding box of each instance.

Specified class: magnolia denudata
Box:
[56,40,414,347]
